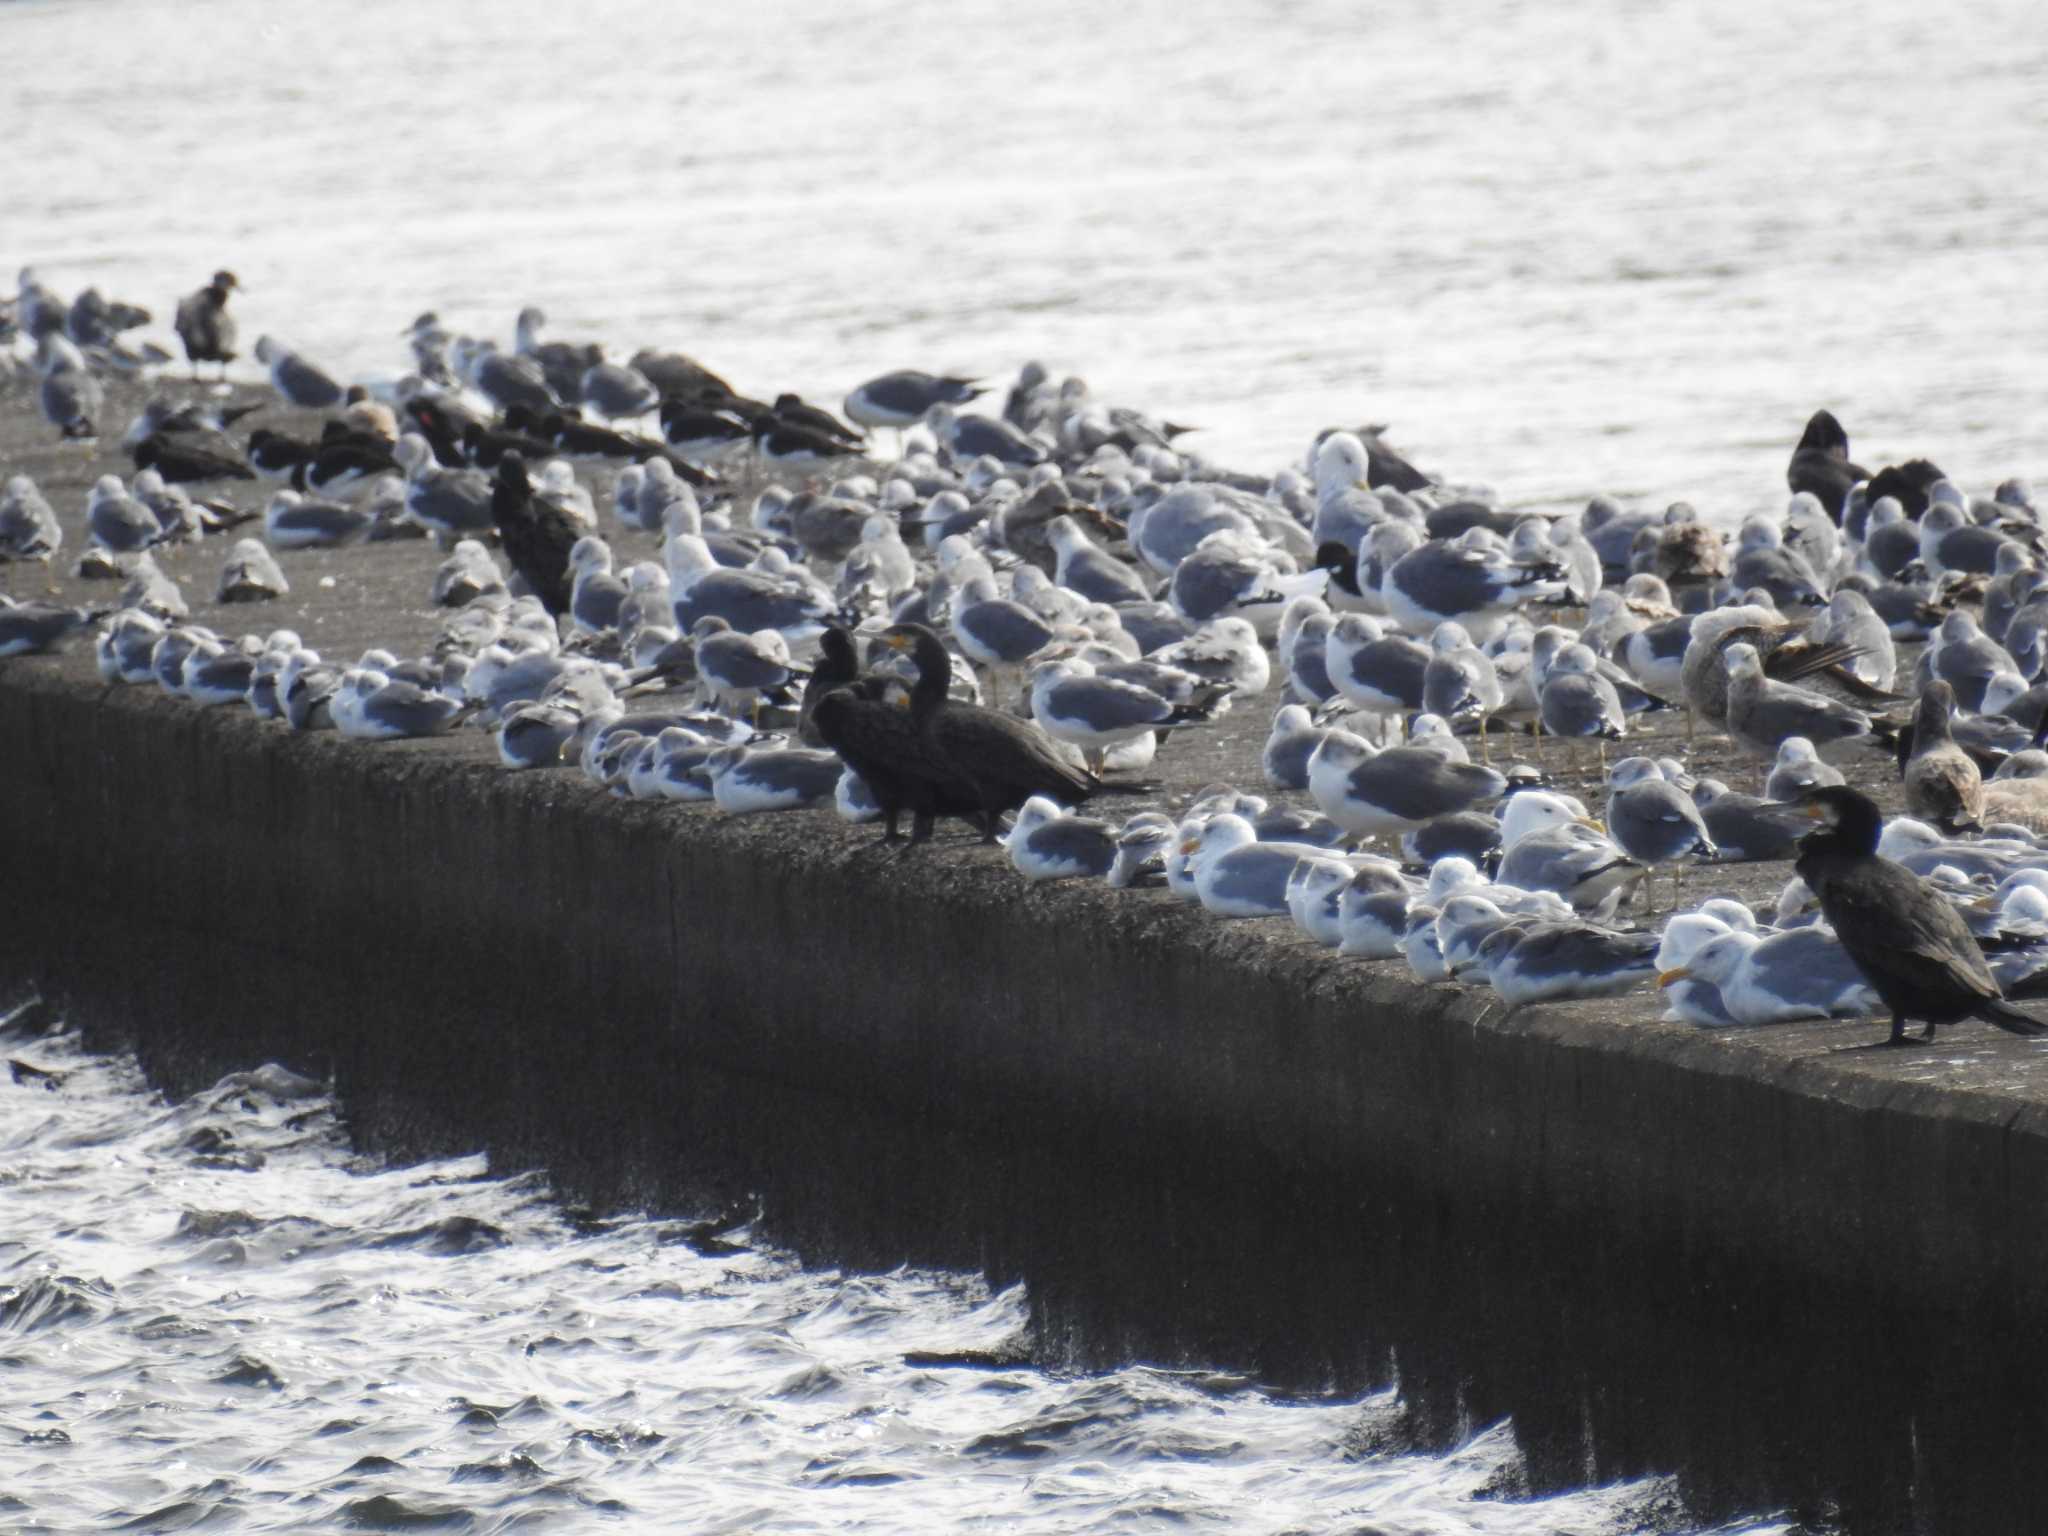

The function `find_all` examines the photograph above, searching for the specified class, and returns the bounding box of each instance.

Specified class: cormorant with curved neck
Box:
[805,627,988,844]
[877,622,1102,838]
[1795,785,2044,1045]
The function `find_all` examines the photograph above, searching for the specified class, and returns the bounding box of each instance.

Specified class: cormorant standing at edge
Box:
[878,622,1146,839]
[489,451,578,617]
[806,626,989,845]
[1794,785,2045,1045]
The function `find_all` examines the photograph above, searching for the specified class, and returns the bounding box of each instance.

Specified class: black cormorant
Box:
[489,452,578,618]
[1795,785,2044,1045]
[877,622,1108,837]
[1786,409,1867,523]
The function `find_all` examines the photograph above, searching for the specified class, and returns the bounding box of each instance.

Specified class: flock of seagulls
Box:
[4,265,2047,1047]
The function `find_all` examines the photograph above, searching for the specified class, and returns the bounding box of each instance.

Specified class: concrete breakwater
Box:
[7,656,2048,1532]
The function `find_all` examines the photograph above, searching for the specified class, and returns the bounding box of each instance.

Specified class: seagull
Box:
[578,359,658,423]
[706,743,841,814]
[0,597,101,657]
[924,402,1047,467]
[1028,656,1216,775]
[1003,795,1119,881]
[0,476,62,588]
[1381,528,1569,644]
[217,538,289,603]
[86,475,165,553]
[1603,757,1715,909]
[34,334,100,440]
[1475,922,1662,1009]
[393,435,494,541]
[1306,730,1506,839]
[846,372,983,457]
[1181,814,1343,918]
[253,336,344,408]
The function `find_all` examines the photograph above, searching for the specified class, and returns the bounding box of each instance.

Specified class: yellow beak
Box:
[1656,968,1691,989]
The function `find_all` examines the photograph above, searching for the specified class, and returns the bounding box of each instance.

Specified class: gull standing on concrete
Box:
[0,476,61,589]
[1605,756,1715,909]
[1422,620,1503,761]
[1028,656,1212,775]
[34,334,101,440]
[1538,643,1627,770]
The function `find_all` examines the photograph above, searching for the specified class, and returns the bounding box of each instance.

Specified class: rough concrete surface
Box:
[4,376,2047,1533]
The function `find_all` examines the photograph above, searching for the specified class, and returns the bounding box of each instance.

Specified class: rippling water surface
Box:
[9,0,2044,507]
[0,1009,1811,1534]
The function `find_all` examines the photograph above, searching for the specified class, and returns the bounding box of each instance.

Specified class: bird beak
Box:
[1801,802,1827,821]
[1178,839,1200,856]
[1576,816,1607,833]
[1657,968,1691,989]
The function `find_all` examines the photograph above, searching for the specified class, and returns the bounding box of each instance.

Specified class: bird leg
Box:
[1886,1013,1910,1046]
[1921,1020,1940,1043]
[1477,715,1491,766]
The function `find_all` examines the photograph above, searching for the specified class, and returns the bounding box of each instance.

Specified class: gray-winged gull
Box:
[332,667,473,739]
[1723,641,1873,759]
[1422,620,1503,759]
[1285,856,1358,946]
[667,533,834,641]
[1180,814,1337,918]
[217,538,288,604]
[1659,928,1878,1024]
[1028,656,1214,774]
[1306,730,1506,838]
[1761,736,1844,802]
[0,475,61,584]
[1262,703,1331,790]
[707,743,841,813]
[845,370,984,432]
[253,335,343,409]
[1381,528,1569,644]
[0,598,99,657]
[1324,612,1428,728]
[1047,514,1151,604]
[1604,756,1714,908]
[1004,795,1119,881]
[1476,922,1661,1007]
[580,360,659,422]
[85,475,163,553]
[1495,792,1644,918]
